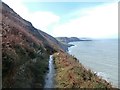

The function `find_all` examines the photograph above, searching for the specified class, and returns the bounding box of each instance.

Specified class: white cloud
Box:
[2,0,60,32]
[2,0,29,20]
[2,0,119,3]
[2,0,118,38]
[52,3,118,38]
[29,11,60,31]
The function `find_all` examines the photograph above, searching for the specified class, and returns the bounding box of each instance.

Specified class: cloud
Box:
[2,0,118,38]
[28,11,60,31]
[2,0,60,32]
[2,0,29,20]
[51,3,118,38]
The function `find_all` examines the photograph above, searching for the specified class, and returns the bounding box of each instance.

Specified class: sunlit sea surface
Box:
[68,39,118,87]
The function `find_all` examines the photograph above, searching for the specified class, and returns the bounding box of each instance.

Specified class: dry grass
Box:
[53,52,113,88]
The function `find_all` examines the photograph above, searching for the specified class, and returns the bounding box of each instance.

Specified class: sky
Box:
[2,0,118,39]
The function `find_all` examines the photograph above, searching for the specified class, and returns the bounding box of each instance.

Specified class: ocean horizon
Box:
[68,39,118,88]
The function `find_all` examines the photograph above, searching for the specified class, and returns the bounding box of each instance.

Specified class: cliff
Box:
[1,2,114,89]
[1,2,66,88]
[56,37,92,44]
[56,37,81,43]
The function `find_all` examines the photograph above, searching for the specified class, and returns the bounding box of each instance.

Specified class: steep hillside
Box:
[1,2,115,89]
[1,2,65,88]
[53,52,113,88]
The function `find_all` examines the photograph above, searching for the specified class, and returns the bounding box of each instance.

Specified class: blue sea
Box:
[68,39,118,88]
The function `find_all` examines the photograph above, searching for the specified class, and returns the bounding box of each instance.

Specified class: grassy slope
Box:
[2,33,50,88]
[53,52,113,88]
[2,2,57,88]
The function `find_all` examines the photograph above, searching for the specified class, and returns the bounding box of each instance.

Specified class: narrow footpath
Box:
[44,55,55,88]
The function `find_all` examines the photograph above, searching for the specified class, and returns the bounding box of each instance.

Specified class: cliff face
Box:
[1,2,65,88]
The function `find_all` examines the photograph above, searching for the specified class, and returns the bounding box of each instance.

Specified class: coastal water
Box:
[68,39,118,88]
[44,55,55,88]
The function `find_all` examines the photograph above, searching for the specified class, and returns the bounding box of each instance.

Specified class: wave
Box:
[95,72,109,81]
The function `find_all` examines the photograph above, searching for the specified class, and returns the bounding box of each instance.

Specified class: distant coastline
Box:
[56,37,92,51]
[56,37,92,43]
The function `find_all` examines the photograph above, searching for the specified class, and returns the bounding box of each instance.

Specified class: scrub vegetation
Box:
[53,52,113,88]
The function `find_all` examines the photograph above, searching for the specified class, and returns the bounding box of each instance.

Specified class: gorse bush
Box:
[2,42,50,88]
[27,58,49,87]
[2,52,14,77]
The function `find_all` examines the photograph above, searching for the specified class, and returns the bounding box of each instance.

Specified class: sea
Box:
[68,39,118,88]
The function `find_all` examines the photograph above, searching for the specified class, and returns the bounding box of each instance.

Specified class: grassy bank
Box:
[53,52,113,88]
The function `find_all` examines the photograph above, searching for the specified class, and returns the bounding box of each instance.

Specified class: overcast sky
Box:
[2,0,118,39]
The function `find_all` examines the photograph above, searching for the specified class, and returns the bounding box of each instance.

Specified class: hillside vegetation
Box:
[1,2,64,88]
[1,1,116,89]
[53,52,113,88]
